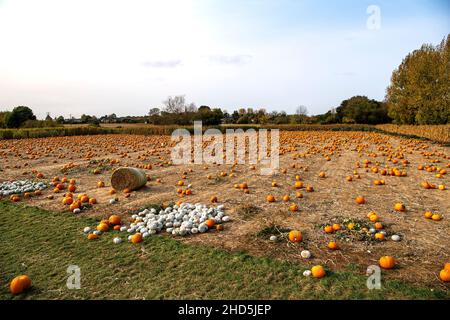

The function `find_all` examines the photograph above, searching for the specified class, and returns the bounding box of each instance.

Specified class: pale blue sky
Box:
[0,0,448,118]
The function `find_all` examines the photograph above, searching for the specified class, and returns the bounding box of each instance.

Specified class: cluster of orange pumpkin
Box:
[234,182,250,194]
[87,215,122,240]
[176,179,193,197]
[421,180,446,191]
[9,189,43,202]
[424,211,443,221]
[48,177,98,212]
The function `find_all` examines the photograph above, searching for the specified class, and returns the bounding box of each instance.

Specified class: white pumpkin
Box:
[300,250,311,259]
[113,237,122,244]
[269,235,277,241]
[83,227,91,233]
[198,223,208,233]
[303,270,312,277]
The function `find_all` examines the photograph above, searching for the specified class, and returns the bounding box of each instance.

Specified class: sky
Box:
[0,0,448,119]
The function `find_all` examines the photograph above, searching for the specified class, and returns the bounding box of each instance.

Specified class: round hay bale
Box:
[111,167,147,191]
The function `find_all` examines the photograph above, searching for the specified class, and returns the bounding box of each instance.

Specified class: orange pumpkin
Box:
[108,215,121,225]
[266,195,275,203]
[375,233,385,241]
[328,241,339,250]
[424,211,433,219]
[10,275,32,295]
[294,181,303,189]
[282,195,290,202]
[87,233,98,240]
[97,222,109,232]
[68,184,76,193]
[439,269,450,282]
[324,225,334,233]
[62,197,73,205]
[311,265,326,278]
[210,196,218,203]
[421,181,432,189]
[97,181,105,188]
[205,219,216,228]
[131,233,142,243]
[355,196,365,204]
[332,224,341,231]
[394,203,405,212]
[69,202,80,211]
[288,230,302,242]
[239,183,248,189]
[289,203,299,212]
[379,256,395,269]
[374,222,383,230]
[431,214,442,221]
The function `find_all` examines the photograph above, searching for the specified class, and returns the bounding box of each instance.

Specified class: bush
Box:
[21,120,63,128]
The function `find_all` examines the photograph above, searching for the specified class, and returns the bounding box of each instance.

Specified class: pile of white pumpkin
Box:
[84,203,231,243]
[0,180,47,196]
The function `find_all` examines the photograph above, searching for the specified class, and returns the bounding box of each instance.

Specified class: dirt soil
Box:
[1,132,449,290]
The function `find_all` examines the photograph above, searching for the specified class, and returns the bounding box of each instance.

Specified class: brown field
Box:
[1,131,449,290]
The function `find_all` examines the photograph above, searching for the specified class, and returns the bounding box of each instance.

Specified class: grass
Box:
[0,201,448,300]
[238,204,262,220]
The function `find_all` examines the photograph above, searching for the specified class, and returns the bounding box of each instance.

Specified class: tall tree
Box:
[6,106,36,128]
[163,95,186,113]
[386,35,449,124]
[148,108,160,116]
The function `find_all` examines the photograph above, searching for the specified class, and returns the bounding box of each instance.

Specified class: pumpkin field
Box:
[1,130,449,299]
